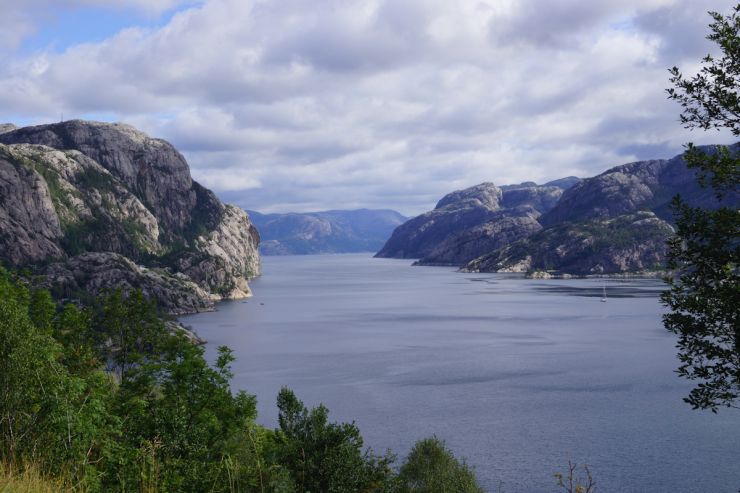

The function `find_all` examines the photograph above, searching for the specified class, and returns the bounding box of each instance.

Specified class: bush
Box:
[395,436,483,493]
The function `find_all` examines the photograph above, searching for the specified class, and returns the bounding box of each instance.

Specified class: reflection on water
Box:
[181,254,739,493]
[531,280,665,298]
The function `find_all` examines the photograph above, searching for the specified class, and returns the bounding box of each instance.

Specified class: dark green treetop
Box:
[663,4,740,412]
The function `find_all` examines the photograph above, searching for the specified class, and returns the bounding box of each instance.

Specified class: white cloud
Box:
[0,0,196,51]
[0,0,735,216]
[194,166,262,192]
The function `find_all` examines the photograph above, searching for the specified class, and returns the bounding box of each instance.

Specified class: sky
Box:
[0,0,735,216]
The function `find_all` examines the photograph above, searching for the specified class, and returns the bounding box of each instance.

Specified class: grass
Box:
[0,462,82,493]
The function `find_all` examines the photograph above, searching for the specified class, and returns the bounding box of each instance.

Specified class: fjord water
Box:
[181,254,739,492]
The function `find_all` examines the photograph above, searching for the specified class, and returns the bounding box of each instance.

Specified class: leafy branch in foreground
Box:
[662,3,740,412]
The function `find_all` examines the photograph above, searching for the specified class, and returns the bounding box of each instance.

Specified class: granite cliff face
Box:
[41,252,213,315]
[379,146,737,275]
[540,147,736,227]
[1,121,213,241]
[249,209,406,255]
[375,180,576,265]
[464,146,739,276]
[0,145,67,264]
[0,121,260,313]
[464,211,674,275]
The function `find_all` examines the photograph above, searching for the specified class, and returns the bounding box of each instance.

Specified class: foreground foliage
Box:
[663,4,740,411]
[0,267,483,492]
[395,437,484,493]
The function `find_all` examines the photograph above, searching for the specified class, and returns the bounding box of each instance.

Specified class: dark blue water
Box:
[181,254,740,493]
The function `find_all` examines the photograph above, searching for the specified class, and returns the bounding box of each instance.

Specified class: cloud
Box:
[634,0,732,62]
[0,0,196,51]
[0,0,735,216]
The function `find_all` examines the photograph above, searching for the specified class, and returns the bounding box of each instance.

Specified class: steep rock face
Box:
[0,120,220,241]
[540,147,738,228]
[0,145,65,264]
[171,205,260,298]
[249,209,407,255]
[541,160,667,227]
[434,182,503,210]
[542,176,581,190]
[0,121,260,314]
[465,212,674,275]
[41,252,213,315]
[500,186,564,211]
[1,143,162,260]
[375,183,504,260]
[376,181,571,265]
[412,207,543,266]
[467,146,739,275]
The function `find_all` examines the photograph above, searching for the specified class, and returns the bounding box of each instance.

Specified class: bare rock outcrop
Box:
[411,207,543,266]
[464,211,674,275]
[0,145,65,264]
[0,120,222,241]
[170,205,260,299]
[0,121,260,314]
[465,146,739,275]
[382,146,738,276]
[41,252,213,315]
[540,146,739,228]
[376,181,573,265]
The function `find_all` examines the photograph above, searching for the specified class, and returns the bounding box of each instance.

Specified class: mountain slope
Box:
[249,209,406,255]
[0,120,260,314]
[464,211,674,275]
[539,155,725,228]
[375,179,578,265]
[465,146,739,275]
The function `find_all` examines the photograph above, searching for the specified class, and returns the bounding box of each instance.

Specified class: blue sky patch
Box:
[20,2,200,55]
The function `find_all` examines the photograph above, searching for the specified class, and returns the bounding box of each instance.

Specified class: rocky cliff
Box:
[539,153,725,228]
[0,121,260,314]
[464,146,739,276]
[464,211,674,275]
[375,180,577,265]
[249,209,407,255]
[379,146,737,275]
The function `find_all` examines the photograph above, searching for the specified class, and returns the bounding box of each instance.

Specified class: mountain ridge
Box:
[375,179,577,265]
[377,147,738,275]
[248,208,406,255]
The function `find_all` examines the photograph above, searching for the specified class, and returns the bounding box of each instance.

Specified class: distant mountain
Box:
[0,120,260,314]
[375,179,579,265]
[378,147,739,276]
[465,146,739,275]
[247,209,407,255]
